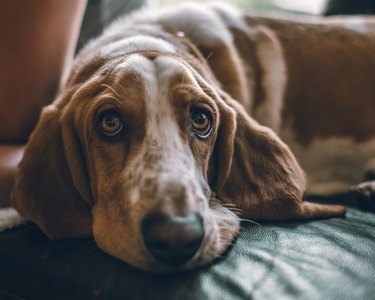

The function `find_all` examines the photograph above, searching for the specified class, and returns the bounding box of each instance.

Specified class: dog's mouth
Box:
[92,198,240,273]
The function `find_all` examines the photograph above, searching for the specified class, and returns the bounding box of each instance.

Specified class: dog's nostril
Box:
[142,212,204,266]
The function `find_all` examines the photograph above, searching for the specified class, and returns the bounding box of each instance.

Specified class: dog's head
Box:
[12,34,305,272]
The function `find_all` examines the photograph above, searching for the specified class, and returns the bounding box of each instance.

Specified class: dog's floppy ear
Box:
[211,93,345,220]
[11,102,93,239]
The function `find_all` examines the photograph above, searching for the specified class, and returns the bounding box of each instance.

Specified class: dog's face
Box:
[82,53,239,271]
[13,50,243,271]
[12,37,307,272]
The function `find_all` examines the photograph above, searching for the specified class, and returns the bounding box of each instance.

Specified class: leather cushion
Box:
[0,207,373,299]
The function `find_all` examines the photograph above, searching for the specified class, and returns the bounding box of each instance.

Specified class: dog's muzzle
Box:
[141,212,204,266]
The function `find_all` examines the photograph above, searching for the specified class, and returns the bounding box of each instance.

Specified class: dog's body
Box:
[76,3,375,196]
[11,3,375,272]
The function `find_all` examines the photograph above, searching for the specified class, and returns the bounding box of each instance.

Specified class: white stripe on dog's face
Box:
[144,56,186,146]
[116,54,206,208]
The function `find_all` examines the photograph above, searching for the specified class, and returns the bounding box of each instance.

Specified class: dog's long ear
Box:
[211,94,345,220]
[11,103,93,239]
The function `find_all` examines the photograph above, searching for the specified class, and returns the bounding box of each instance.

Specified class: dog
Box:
[11,3,375,272]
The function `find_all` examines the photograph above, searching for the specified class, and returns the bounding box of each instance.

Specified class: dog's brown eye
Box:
[191,109,212,139]
[99,112,123,136]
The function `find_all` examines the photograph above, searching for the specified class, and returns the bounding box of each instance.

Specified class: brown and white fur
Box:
[11,3,375,272]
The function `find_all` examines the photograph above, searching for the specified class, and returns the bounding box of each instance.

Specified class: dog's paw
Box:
[349,181,375,212]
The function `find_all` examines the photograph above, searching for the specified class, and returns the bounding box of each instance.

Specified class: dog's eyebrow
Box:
[100,83,125,103]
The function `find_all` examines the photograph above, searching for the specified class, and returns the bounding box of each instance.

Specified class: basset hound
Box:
[11,3,375,272]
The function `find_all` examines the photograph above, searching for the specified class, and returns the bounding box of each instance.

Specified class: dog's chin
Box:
[93,205,240,273]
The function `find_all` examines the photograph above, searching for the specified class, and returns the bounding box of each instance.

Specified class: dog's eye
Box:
[191,109,212,139]
[99,112,123,136]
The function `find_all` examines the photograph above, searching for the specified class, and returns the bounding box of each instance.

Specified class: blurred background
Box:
[1,0,374,143]
[79,0,375,50]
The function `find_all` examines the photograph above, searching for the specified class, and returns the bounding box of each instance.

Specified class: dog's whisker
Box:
[227,206,243,212]
[209,198,243,217]
[210,198,241,209]
[205,51,213,62]
[222,203,237,207]
[227,207,242,211]
[228,208,243,214]
[239,218,262,227]
[210,197,223,204]
[232,212,243,217]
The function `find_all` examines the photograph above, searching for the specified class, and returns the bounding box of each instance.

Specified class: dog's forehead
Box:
[111,53,202,105]
[101,35,176,59]
[114,53,195,84]
[110,53,200,139]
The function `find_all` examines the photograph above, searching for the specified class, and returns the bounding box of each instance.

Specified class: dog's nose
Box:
[142,212,204,266]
